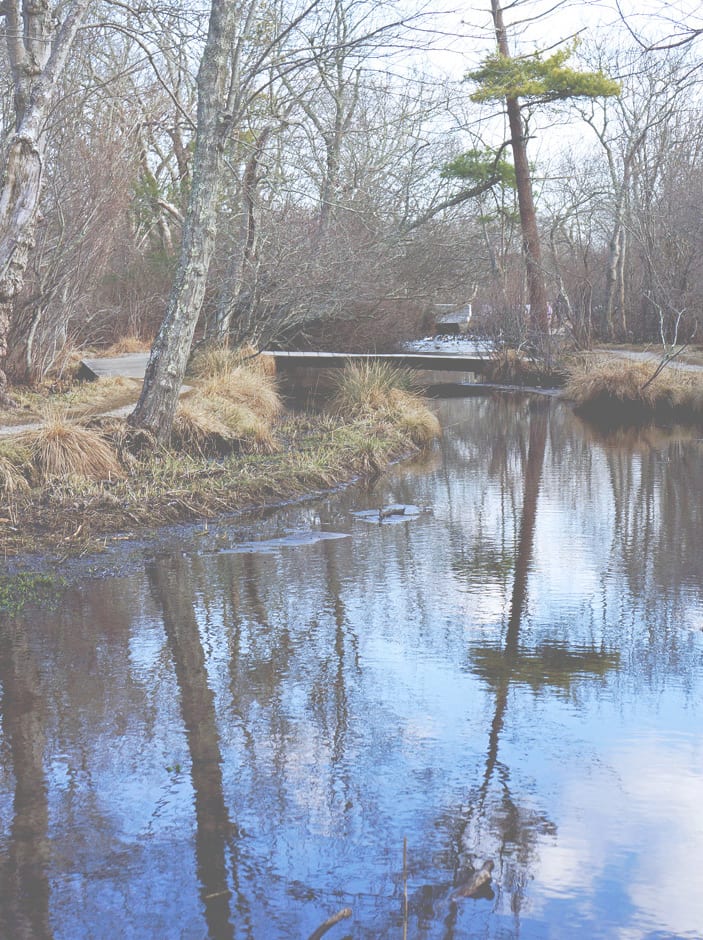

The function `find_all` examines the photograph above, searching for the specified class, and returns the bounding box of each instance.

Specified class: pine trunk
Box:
[491,0,550,332]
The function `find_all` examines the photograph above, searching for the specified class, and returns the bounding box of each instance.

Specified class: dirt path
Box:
[0,354,193,438]
[597,348,703,373]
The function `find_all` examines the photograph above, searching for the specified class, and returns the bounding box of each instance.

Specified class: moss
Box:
[0,572,68,614]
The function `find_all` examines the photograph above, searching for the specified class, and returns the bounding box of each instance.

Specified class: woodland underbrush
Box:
[0,352,440,557]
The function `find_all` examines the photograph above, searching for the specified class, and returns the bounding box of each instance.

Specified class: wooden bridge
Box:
[264,350,505,394]
[266,350,491,373]
[77,348,564,392]
[79,349,495,382]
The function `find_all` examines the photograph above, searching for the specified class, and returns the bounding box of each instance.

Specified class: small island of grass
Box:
[0,349,440,559]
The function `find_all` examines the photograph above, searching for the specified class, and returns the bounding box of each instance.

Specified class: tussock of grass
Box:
[331,360,415,414]
[103,336,152,355]
[189,343,276,380]
[387,388,442,447]
[172,398,237,455]
[199,368,282,421]
[564,357,703,423]
[0,452,29,495]
[332,361,440,447]
[173,394,278,455]
[15,407,124,481]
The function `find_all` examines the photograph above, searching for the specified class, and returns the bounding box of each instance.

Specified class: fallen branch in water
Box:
[307,907,352,940]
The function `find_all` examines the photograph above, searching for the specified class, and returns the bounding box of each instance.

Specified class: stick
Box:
[403,836,408,940]
[307,907,353,940]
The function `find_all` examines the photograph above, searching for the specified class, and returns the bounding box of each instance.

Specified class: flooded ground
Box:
[2,394,703,939]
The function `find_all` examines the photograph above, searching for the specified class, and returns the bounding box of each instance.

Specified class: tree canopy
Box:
[442,147,516,189]
[468,46,621,105]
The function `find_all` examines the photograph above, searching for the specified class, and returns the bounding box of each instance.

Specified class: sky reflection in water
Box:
[1,394,703,939]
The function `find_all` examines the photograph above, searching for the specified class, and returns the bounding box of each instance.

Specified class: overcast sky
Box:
[427,0,702,75]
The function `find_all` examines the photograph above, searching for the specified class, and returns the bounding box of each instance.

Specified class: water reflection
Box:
[2,395,703,938]
[0,621,51,940]
[148,556,237,939]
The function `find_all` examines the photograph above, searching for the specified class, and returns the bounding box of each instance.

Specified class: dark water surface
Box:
[2,395,703,939]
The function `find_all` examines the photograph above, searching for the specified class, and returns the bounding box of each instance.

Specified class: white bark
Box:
[129,0,238,439]
[0,0,94,386]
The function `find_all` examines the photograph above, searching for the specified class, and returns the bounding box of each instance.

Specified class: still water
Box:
[2,394,703,939]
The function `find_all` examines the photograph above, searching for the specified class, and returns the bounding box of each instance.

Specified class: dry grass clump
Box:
[199,367,281,419]
[563,357,703,424]
[172,398,237,455]
[565,359,660,407]
[386,388,442,447]
[189,345,241,379]
[103,336,152,355]
[189,343,282,429]
[0,451,29,495]
[174,393,278,455]
[189,343,276,380]
[331,361,440,447]
[331,360,415,415]
[16,407,124,481]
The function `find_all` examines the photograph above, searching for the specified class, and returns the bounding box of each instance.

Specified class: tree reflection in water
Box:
[442,400,618,937]
[0,622,51,940]
[1,396,703,938]
[148,556,243,940]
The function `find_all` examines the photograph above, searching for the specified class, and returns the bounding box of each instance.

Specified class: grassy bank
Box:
[0,356,440,559]
[563,355,703,425]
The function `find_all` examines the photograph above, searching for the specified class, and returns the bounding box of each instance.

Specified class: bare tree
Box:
[0,0,94,404]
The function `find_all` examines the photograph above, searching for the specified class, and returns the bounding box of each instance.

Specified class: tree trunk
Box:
[0,0,94,397]
[207,125,274,344]
[490,0,549,332]
[129,0,237,440]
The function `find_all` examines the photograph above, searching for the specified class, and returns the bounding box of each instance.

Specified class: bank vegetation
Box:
[0,355,440,558]
[563,355,703,425]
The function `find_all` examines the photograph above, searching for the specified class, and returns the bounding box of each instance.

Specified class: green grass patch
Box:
[0,572,68,614]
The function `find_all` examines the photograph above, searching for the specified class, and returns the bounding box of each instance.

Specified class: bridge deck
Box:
[267,350,490,372]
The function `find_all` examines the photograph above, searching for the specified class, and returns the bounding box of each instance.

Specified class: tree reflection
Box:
[443,401,618,935]
[148,555,244,940]
[0,623,52,939]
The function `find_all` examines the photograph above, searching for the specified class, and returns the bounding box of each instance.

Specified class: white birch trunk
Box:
[129,0,237,440]
[0,0,93,400]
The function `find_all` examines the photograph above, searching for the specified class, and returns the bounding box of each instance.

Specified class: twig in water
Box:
[403,836,408,940]
[307,907,352,940]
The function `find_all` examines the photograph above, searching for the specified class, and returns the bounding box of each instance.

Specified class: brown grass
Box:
[189,343,276,380]
[0,452,29,495]
[199,368,281,419]
[563,356,703,424]
[15,407,124,481]
[174,393,278,454]
[331,361,440,447]
[386,388,442,447]
[103,336,153,355]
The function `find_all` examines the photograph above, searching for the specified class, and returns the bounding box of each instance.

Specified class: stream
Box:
[1,393,703,939]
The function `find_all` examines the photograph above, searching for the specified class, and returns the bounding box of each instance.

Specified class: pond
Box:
[2,394,703,939]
